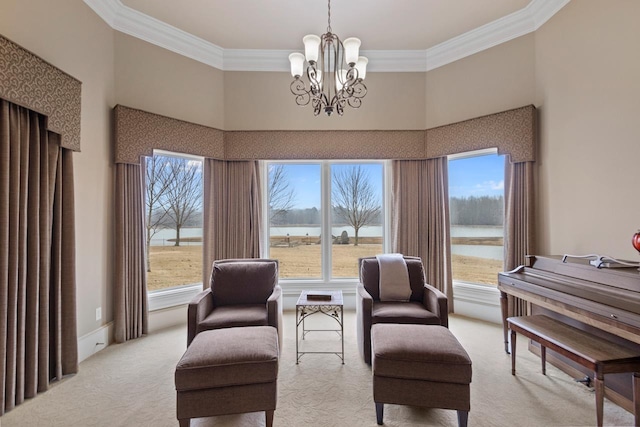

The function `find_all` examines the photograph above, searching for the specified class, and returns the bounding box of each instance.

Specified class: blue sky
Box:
[271,155,503,209]
[272,163,383,209]
[448,154,505,198]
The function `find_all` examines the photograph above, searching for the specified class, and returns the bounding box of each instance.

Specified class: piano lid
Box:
[525,255,640,293]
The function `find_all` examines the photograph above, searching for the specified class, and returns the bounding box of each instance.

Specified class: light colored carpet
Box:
[1,312,635,427]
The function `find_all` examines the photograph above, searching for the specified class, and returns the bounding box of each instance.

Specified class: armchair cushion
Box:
[372,301,441,325]
[197,304,269,335]
[211,259,278,306]
[360,256,426,302]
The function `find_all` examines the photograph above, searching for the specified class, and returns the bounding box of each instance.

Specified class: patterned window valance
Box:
[426,105,536,163]
[0,35,81,151]
[114,104,536,164]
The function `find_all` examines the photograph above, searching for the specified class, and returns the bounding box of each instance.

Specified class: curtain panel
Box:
[202,159,262,286]
[114,162,148,343]
[504,157,535,316]
[391,158,453,310]
[0,99,78,415]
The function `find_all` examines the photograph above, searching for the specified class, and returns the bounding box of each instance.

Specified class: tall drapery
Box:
[0,100,78,415]
[504,156,535,316]
[114,162,148,343]
[202,159,262,286]
[391,158,453,310]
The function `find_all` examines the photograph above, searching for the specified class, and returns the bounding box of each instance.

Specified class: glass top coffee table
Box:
[295,290,344,364]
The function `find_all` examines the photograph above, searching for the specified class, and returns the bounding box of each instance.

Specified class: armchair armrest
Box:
[422,284,449,328]
[356,283,374,364]
[187,288,213,346]
[267,285,283,350]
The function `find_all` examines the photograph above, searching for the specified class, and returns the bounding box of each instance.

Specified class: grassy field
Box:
[147,236,503,291]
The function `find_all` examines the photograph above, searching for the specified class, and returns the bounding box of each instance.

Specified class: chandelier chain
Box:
[327,0,332,33]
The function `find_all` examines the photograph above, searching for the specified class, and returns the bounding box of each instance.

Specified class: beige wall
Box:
[115,33,225,129]
[425,34,536,129]
[223,71,426,130]
[534,0,640,259]
[0,0,115,336]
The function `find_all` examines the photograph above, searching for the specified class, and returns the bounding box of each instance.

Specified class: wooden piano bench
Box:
[508,315,640,427]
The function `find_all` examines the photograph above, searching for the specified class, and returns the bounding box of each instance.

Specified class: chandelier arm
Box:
[290,78,311,106]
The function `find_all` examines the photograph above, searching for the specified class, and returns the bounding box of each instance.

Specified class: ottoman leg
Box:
[457,410,469,427]
[179,419,190,427]
[375,402,384,425]
[265,409,274,427]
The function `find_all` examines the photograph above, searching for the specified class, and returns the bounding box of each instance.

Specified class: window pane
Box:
[448,154,504,286]
[331,163,383,278]
[146,154,203,292]
[268,164,322,279]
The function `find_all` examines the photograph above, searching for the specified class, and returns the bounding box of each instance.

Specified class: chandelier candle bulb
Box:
[303,35,321,63]
[336,69,348,90]
[289,53,305,77]
[355,57,368,80]
[343,37,361,65]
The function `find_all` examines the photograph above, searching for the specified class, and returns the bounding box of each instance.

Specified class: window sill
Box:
[148,283,203,311]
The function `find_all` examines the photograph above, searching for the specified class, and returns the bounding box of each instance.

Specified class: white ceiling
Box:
[120,0,531,50]
[84,0,571,72]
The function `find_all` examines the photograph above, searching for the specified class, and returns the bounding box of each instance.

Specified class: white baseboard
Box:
[78,322,113,363]
[148,304,187,333]
[453,281,502,324]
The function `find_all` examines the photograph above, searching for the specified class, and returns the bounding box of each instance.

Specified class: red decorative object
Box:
[633,230,640,253]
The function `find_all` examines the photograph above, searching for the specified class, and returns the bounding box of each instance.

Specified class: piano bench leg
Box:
[634,373,640,427]
[595,375,604,427]
[541,346,546,375]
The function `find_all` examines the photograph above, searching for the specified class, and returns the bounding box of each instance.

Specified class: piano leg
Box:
[510,329,517,375]
[500,291,511,353]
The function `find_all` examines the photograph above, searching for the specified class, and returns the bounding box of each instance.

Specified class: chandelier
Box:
[288,0,368,116]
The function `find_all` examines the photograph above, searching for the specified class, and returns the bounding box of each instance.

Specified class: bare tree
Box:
[145,156,172,272]
[332,165,381,246]
[268,164,296,224]
[163,157,203,246]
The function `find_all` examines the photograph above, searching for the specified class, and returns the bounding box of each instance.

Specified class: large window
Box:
[448,150,504,286]
[145,151,204,292]
[266,161,385,280]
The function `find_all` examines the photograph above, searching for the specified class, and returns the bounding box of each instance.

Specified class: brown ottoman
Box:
[175,326,279,427]
[372,324,472,426]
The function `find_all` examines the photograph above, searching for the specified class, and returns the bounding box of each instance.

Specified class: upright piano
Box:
[498,255,640,409]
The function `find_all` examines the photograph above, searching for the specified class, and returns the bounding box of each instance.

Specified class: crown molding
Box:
[84,0,570,73]
[426,0,571,71]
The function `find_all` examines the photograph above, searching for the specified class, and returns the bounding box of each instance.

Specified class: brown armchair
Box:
[356,256,448,364]
[187,258,282,348]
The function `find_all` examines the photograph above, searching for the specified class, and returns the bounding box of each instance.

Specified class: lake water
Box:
[150,224,504,260]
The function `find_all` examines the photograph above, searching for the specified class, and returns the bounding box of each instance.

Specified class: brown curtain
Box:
[391,158,453,310]
[114,161,148,343]
[0,99,78,415]
[202,159,262,286]
[504,156,535,316]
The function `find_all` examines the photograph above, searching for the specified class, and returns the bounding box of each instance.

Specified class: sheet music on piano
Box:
[561,253,640,269]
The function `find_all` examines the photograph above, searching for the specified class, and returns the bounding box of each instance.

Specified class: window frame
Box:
[447,147,504,288]
[146,149,205,311]
[262,159,391,287]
